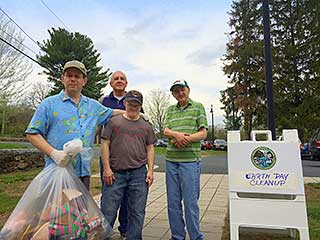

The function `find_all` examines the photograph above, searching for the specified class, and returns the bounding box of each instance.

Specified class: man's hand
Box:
[50,149,69,166]
[173,132,190,148]
[146,170,154,187]
[103,168,115,185]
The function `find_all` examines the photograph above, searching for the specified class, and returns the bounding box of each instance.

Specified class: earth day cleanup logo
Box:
[251,146,276,170]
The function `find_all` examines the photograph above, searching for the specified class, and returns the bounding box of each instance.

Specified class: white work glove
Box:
[50,149,69,166]
[50,139,83,167]
[63,139,83,158]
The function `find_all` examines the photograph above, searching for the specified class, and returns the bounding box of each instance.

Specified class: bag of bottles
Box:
[0,139,112,240]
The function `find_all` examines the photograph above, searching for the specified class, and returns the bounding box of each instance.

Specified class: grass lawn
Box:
[0,168,42,228]
[221,183,320,240]
[155,146,227,157]
[0,143,33,149]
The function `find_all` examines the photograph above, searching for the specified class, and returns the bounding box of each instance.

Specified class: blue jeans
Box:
[100,158,128,234]
[101,165,148,240]
[166,161,204,240]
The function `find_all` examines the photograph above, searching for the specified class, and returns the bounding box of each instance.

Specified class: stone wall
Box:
[0,149,44,174]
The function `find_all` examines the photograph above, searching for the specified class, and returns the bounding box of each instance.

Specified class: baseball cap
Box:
[125,90,143,105]
[63,60,87,76]
[170,79,189,91]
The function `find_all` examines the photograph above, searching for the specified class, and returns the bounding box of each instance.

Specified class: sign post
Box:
[228,129,309,240]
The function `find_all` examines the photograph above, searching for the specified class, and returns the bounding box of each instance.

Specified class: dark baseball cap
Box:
[63,60,87,76]
[125,90,143,105]
[170,79,189,91]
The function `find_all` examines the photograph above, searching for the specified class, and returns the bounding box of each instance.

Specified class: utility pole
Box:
[263,0,276,140]
[210,104,214,142]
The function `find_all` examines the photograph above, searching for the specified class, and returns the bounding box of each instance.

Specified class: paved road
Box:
[154,154,228,174]
[302,159,320,177]
[154,153,320,177]
[4,142,319,177]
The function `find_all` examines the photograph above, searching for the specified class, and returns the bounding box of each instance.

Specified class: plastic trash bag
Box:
[0,139,112,240]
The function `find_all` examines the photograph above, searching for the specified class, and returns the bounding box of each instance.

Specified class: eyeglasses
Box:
[113,76,126,81]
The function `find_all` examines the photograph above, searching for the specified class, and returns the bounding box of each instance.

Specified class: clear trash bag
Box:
[0,139,112,240]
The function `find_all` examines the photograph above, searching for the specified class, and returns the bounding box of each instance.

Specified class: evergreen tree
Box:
[222,0,320,141]
[271,0,320,140]
[222,0,266,138]
[37,28,111,99]
[220,87,241,130]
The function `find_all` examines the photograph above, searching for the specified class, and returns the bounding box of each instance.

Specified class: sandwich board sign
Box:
[228,130,309,240]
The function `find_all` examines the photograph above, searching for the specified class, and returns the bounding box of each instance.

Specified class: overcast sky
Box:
[1,0,233,125]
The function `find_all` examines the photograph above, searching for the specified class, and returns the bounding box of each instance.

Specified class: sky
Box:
[1,0,234,125]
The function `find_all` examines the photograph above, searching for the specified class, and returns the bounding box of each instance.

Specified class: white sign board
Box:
[228,140,304,195]
[228,130,309,240]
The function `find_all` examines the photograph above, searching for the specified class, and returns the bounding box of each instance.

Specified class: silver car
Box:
[213,139,227,151]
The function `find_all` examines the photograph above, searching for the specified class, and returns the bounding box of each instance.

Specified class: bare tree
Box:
[144,89,170,138]
[26,81,51,109]
[0,14,32,102]
[0,13,32,135]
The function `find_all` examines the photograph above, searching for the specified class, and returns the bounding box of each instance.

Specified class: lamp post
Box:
[210,104,214,142]
[263,0,276,140]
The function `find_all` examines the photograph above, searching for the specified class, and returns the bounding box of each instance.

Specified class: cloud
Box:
[8,0,233,125]
[186,44,225,67]
[124,15,161,36]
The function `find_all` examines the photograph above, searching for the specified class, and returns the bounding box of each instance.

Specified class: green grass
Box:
[0,170,40,184]
[155,147,167,155]
[0,143,33,149]
[306,183,320,239]
[201,149,227,157]
[0,192,20,214]
[0,169,41,227]
[155,147,227,157]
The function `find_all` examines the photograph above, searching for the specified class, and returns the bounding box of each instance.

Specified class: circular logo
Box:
[251,146,276,170]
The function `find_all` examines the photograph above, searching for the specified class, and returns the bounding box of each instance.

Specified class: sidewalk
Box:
[93,173,320,240]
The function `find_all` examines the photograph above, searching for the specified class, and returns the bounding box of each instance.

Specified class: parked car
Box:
[278,135,311,160]
[213,139,227,151]
[154,138,169,147]
[309,128,320,161]
[300,143,311,160]
[201,140,213,150]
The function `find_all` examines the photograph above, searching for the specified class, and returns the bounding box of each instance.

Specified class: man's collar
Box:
[176,98,193,109]
[110,91,126,100]
[60,90,88,103]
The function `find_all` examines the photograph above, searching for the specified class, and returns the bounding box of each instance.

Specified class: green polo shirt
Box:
[164,99,208,162]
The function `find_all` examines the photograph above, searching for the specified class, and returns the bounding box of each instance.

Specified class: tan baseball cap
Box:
[63,60,87,76]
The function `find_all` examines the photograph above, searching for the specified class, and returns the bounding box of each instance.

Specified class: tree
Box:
[270,0,320,141]
[0,13,32,135]
[25,81,52,109]
[222,0,320,141]
[222,0,266,139]
[144,89,170,138]
[37,28,111,99]
[0,14,32,102]
[1,103,34,137]
[220,87,242,130]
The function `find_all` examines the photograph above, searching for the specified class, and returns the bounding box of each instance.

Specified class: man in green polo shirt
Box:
[163,80,208,240]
